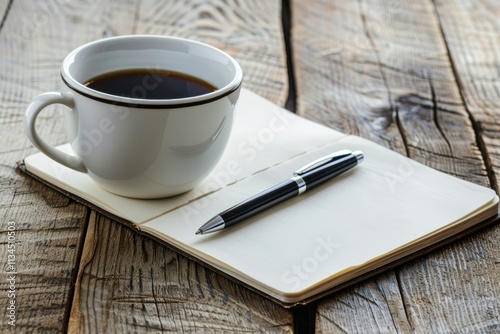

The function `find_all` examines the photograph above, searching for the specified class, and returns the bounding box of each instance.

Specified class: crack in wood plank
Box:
[281,0,296,113]
[62,207,91,333]
[431,0,499,193]
[394,269,413,332]
[0,0,13,33]
[359,0,410,158]
[428,76,454,155]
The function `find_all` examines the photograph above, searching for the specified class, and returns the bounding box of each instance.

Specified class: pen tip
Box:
[195,229,202,235]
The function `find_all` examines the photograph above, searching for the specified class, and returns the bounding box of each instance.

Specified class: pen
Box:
[195,149,364,235]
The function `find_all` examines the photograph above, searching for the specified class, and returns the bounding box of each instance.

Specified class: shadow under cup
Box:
[61,35,243,198]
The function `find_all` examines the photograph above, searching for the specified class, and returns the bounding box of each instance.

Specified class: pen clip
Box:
[293,150,353,175]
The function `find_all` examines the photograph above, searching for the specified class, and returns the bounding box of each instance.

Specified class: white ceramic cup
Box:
[24,35,242,198]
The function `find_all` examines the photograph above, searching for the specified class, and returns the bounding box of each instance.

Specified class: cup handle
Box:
[24,92,87,173]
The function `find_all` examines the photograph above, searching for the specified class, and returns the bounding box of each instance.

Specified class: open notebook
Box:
[21,88,499,306]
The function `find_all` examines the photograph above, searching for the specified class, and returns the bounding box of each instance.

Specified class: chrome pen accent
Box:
[195,149,364,235]
[291,175,307,195]
[293,149,359,175]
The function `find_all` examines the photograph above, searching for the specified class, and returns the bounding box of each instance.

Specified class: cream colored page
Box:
[24,88,346,223]
[141,135,496,298]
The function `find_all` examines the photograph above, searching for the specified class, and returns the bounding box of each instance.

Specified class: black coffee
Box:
[85,69,217,99]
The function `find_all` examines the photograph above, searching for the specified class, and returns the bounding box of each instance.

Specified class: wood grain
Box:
[315,272,412,333]
[434,0,500,191]
[402,1,500,331]
[292,0,488,185]
[69,213,292,332]
[137,0,288,106]
[395,224,500,332]
[291,0,499,332]
[0,0,89,331]
[0,0,11,29]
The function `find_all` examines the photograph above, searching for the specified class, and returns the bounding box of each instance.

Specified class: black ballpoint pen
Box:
[195,149,364,235]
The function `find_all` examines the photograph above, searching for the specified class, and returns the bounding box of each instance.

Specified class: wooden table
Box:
[1,0,498,332]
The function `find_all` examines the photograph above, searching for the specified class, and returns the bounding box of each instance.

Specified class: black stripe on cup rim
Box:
[61,74,242,109]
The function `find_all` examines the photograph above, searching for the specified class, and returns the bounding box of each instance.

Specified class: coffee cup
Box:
[24,35,242,198]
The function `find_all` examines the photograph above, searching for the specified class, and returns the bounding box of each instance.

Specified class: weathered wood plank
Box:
[69,213,293,332]
[0,0,90,331]
[0,0,11,29]
[292,0,488,185]
[315,272,412,333]
[137,0,288,106]
[0,177,87,332]
[395,224,500,332]
[291,0,499,332]
[434,0,500,191]
[404,0,500,331]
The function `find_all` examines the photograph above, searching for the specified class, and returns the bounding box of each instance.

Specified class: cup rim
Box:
[60,35,243,109]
